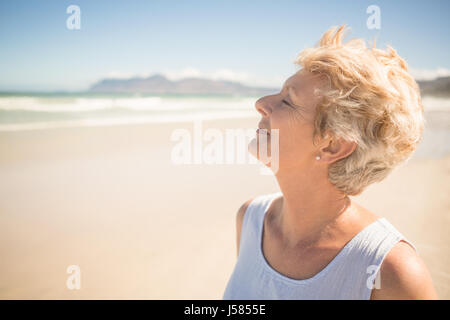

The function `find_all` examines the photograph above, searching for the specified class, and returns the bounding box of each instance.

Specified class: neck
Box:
[273,165,353,248]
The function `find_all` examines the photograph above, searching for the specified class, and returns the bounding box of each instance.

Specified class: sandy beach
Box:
[0,117,449,299]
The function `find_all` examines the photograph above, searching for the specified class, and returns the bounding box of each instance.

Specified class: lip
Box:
[256,128,271,135]
[258,122,271,134]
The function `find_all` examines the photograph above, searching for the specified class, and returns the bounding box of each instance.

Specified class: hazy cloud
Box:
[410,67,450,81]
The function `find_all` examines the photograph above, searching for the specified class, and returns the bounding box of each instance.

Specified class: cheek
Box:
[276,114,315,163]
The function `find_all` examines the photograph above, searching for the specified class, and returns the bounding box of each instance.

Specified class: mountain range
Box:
[417,76,450,97]
[89,74,450,97]
[89,74,276,96]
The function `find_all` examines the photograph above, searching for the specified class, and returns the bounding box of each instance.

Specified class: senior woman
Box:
[223,25,437,300]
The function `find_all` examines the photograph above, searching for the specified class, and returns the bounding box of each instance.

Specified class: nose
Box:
[255,95,273,117]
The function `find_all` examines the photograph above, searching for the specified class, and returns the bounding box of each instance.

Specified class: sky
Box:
[0,0,449,91]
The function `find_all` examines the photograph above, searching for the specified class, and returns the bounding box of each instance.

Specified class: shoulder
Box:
[236,193,283,226]
[235,193,282,254]
[235,198,255,256]
[236,198,255,232]
[370,240,438,299]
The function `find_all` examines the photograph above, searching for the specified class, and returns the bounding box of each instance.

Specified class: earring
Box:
[315,155,321,160]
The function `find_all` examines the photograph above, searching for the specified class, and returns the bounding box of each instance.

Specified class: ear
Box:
[319,136,357,164]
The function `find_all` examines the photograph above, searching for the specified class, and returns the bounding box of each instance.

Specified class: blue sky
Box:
[1,0,449,91]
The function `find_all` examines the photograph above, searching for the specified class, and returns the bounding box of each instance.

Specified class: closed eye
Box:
[282,98,307,121]
[282,99,295,108]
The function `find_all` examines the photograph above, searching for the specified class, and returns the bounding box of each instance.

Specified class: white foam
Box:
[0,96,257,112]
[0,110,257,132]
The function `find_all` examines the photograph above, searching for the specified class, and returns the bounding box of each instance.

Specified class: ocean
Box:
[0,93,259,131]
[0,93,448,159]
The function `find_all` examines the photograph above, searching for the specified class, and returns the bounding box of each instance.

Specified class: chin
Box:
[248,138,272,165]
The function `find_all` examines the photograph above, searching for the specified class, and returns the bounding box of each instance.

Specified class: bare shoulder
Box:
[350,201,438,299]
[371,240,438,299]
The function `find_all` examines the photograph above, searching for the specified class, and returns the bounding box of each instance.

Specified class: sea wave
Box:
[0,110,257,132]
[0,94,448,132]
[0,96,257,112]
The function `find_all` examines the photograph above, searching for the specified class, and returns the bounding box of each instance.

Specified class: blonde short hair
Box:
[295,25,424,196]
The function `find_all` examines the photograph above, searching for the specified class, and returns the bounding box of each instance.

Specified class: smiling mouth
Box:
[256,128,271,135]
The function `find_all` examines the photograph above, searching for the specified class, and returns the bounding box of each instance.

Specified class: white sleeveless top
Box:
[223,192,417,300]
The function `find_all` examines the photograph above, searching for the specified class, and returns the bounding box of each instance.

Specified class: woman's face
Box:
[248,69,326,172]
